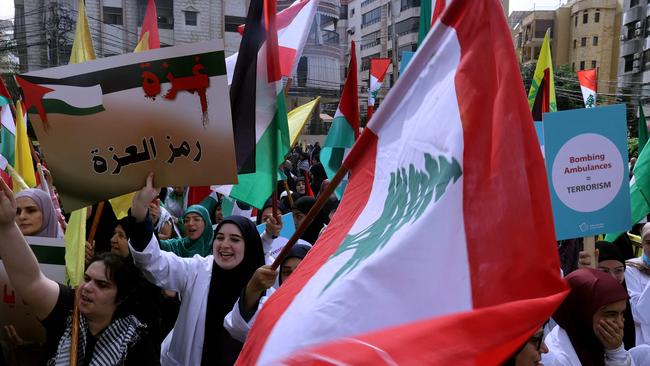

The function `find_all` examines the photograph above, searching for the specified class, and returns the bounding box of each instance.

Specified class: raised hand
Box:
[132,172,158,222]
[595,318,624,350]
[0,178,17,227]
[244,265,278,312]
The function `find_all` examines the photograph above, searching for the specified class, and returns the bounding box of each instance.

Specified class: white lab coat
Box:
[625,258,650,345]
[542,325,633,366]
[130,234,214,366]
[223,287,275,342]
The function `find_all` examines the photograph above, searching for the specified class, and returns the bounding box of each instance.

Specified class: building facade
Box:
[618,0,650,99]
[13,0,248,72]
[511,0,621,94]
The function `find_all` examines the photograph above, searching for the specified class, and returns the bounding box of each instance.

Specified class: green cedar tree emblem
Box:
[321,153,462,293]
[585,94,595,108]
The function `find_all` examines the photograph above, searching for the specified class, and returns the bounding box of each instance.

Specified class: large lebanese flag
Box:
[236,0,568,364]
[226,0,317,84]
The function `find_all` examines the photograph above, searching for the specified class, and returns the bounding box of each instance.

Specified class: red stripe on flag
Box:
[340,41,360,139]
[279,46,297,78]
[265,0,282,83]
[443,0,566,308]
[431,0,446,26]
[187,186,212,206]
[0,169,11,189]
[140,0,160,49]
[235,130,378,365]
[238,0,311,36]
[279,292,567,365]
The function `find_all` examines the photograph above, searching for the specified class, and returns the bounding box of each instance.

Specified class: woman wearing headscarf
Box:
[292,196,327,245]
[15,188,62,238]
[129,173,267,366]
[502,325,548,366]
[542,268,634,366]
[159,205,213,257]
[579,241,636,349]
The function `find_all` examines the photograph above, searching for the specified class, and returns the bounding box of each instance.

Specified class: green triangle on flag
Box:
[639,104,648,154]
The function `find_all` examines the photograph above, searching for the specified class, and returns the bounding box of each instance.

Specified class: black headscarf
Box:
[86,201,118,254]
[201,215,265,366]
[292,197,327,245]
[595,241,636,349]
[279,244,311,285]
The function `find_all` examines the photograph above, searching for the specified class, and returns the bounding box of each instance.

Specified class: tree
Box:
[519,63,582,111]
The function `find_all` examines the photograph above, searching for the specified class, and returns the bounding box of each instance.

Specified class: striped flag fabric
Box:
[639,104,648,153]
[226,0,317,84]
[134,0,161,52]
[527,29,556,121]
[236,1,567,364]
[417,0,447,46]
[287,97,319,147]
[367,58,391,121]
[221,0,291,209]
[0,87,15,168]
[69,0,96,65]
[320,41,359,198]
[13,101,36,189]
[577,68,597,108]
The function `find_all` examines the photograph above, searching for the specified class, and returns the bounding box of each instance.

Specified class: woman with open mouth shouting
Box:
[0,179,159,365]
[128,173,269,366]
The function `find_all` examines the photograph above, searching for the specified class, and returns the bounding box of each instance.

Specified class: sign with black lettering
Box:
[543,104,630,240]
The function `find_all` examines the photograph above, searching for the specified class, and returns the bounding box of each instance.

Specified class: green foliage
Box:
[629,137,639,159]
[321,153,462,293]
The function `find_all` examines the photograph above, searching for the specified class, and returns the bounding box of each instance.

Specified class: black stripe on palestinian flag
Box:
[0,245,65,266]
[229,0,265,174]
[530,68,549,121]
[18,50,226,95]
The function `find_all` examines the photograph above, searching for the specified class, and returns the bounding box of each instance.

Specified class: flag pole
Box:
[70,201,104,365]
[271,164,348,270]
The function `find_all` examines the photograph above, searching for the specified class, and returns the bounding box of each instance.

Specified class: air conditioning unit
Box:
[635,29,643,36]
[634,53,641,60]
[633,60,641,68]
[636,21,643,29]
[633,66,641,73]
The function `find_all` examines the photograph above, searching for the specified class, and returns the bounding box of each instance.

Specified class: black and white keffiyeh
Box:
[48,313,145,366]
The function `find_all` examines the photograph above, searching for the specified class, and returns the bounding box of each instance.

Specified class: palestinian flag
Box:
[227,0,317,84]
[367,58,391,121]
[321,41,359,198]
[135,0,161,52]
[236,0,567,364]
[577,68,597,108]
[0,91,15,167]
[221,0,291,209]
[527,28,556,121]
[417,0,447,46]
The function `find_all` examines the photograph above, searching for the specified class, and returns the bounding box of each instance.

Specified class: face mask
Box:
[643,254,650,267]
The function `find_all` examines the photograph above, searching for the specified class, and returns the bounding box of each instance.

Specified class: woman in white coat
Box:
[542,268,634,366]
[129,173,266,365]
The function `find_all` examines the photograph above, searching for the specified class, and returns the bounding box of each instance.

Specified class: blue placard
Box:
[257,212,295,238]
[543,105,630,240]
[400,51,415,74]
[534,121,544,158]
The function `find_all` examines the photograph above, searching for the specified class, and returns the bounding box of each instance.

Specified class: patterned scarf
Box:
[48,313,145,366]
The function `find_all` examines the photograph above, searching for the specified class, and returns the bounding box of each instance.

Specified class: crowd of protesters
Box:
[0,141,649,365]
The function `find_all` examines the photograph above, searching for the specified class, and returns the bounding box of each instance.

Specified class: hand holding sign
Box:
[132,172,159,223]
[0,178,16,227]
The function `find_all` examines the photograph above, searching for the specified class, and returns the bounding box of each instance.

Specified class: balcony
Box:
[623,5,644,25]
[621,38,643,56]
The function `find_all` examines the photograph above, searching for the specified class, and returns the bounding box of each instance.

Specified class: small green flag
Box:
[639,104,648,153]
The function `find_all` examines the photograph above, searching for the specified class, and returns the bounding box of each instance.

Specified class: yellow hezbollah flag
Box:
[65,207,87,286]
[527,29,556,121]
[14,102,36,188]
[288,97,320,147]
[69,0,96,64]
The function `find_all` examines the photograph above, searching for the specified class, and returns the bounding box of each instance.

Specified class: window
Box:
[591,60,597,68]
[580,61,585,70]
[624,55,634,72]
[534,19,553,38]
[595,12,600,23]
[225,16,246,32]
[627,23,636,39]
[362,53,379,71]
[572,62,575,71]
[361,0,377,8]
[401,0,421,11]
[184,11,197,26]
[362,8,381,28]
[583,11,588,24]
[297,57,308,87]
[593,36,598,46]
[631,0,640,7]
[138,0,173,29]
[361,31,380,50]
[395,17,419,36]
[581,37,587,46]
[103,6,123,25]
[340,5,348,19]
[573,39,577,48]
[644,49,650,69]
[574,15,578,27]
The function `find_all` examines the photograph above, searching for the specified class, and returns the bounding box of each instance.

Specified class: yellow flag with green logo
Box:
[527,29,556,121]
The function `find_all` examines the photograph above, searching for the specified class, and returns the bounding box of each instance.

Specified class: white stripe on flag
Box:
[42,84,103,108]
[1,105,15,135]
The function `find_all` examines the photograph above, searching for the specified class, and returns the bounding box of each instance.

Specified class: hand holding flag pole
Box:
[271,164,348,270]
